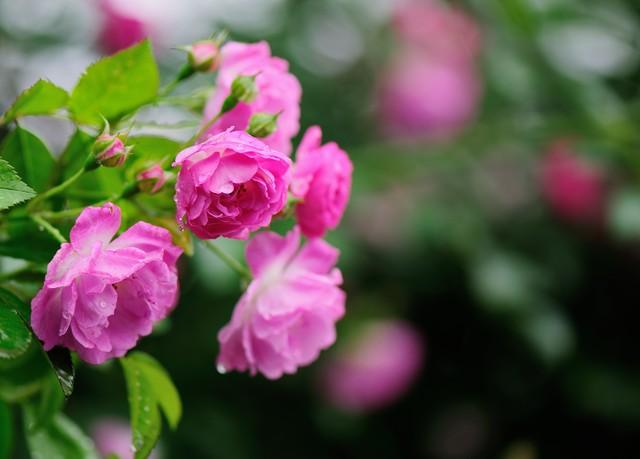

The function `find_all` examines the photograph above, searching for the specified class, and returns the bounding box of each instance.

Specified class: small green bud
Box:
[247,112,279,138]
[230,75,258,103]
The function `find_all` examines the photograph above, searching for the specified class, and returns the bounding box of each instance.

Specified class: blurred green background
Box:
[2,0,640,458]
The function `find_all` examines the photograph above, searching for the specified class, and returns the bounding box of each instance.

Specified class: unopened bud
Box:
[93,133,130,168]
[230,75,258,103]
[188,40,220,73]
[247,112,279,138]
[136,164,170,194]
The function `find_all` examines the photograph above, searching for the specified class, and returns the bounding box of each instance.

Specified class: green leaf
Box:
[128,135,181,176]
[1,80,69,123]
[69,40,159,126]
[0,126,55,192]
[0,216,60,263]
[0,305,31,359]
[30,375,65,431]
[120,352,181,459]
[59,129,95,180]
[0,340,51,402]
[0,157,36,210]
[24,408,100,459]
[0,285,31,320]
[45,347,74,398]
[0,400,11,459]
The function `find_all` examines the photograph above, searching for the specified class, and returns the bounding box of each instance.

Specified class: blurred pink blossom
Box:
[321,320,424,412]
[541,140,606,224]
[377,1,482,140]
[98,0,151,54]
[92,418,159,459]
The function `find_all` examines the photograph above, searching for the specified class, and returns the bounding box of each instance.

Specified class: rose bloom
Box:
[378,52,480,139]
[98,0,150,54]
[31,203,181,364]
[173,129,291,240]
[321,320,424,412]
[217,226,346,379]
[541,140,606,223]
[202,41,302,155]
[291,126,353,238]
[91,418,160,459]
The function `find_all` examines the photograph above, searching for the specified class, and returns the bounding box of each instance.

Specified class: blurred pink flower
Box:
[173,129,291,240]
[31,203,182,364]
[92,418,159,459]
[137,164,169,194]
[217,226,345,379]
[541,140,606,223]
[377,1,482,140]
[202,41,302,156]
[98,0,151,54]
[378,52,480,139]
[291,126,353,238]
[321,320,424,412]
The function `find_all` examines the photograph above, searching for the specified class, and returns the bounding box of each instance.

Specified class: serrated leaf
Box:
[0,157,36,210]
[0,126,55,192]
[120,352,181,459]
[1,80,69,123]
[45,347,74,398]
[24,408,100,459]
[69,40,159,126]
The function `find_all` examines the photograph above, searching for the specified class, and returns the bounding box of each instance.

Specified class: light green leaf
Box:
[24,408,100,459]
[69,40,159,126]
[120,351,181,459]
[0,400,11,459]
[0,157,36,210]
[1,80,69,123]
[0,126,55,192]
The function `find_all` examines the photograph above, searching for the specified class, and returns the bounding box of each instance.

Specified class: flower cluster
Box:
[30,39,353,379]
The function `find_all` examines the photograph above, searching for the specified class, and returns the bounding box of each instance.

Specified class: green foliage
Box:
[0,216,60,263]
[23,406,100,459]
[128,135,181,172]
[0,400,11,459]
[1,80,68,124]
[0,158,36,211]
[0,127,55,193]
[69,40,160,126]
[0,304,32,359]
[121,351,182,459]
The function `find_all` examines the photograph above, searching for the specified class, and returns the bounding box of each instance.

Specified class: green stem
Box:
[189,112,221,146]
[31,214,67,244]
[159,64,195,98]
[27,157,98,212]
[203,240,252,280]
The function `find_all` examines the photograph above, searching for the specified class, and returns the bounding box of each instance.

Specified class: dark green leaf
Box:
[69,40,159,126]
[0,216,60,263]
[0,400,11,459]
[0,286,31,320]
[0,126,55,192]
[46,347,74,398]
[0,341,51,402]
[24,407,100,459]
[1,80,69,123]
[0,157,36,210]
[27,375,65,432]
[0,305,31,359]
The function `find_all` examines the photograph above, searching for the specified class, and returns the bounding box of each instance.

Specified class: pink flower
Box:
[98,0,150,55]
[94,133,129,168]
[217,226,345,379]
[291,126,353,238]
[137,164,169,194]
[321,320,424,412]
[378,52,480,139]
[91,418,159,459]
[31,203,182,365]
[202,41,302,156]
[173,129,291,240]
[541,140,606,223]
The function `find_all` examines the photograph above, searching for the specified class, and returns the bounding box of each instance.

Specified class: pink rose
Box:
[98,0,150,55]
[291,126,353,238]
[202,41,302,155]
[173,129,291,240]
[378,52,480,139]
[321,320,424,412]
[91,418,159,459]
[217,226,345,379]
[541,140,606,223]
[31,203,182,365]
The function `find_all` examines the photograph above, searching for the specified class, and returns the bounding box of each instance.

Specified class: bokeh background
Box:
[2,0,640,458]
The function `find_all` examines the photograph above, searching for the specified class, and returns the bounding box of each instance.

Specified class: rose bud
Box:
[93,133,130,168]
[136,164,170,194]
[188,40,221,73]
[230,75,258,103]
[247,112,279,138]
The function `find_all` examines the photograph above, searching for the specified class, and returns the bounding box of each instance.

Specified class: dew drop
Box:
[216,364,226,374]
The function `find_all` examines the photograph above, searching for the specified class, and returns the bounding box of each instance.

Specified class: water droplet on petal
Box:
[217,364,226,374]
